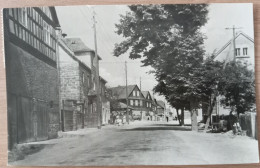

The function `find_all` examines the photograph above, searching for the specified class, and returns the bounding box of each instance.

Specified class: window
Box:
[140,100,143,106]
[133,91,136,96]
[130,100,133,106]
[135,100,139,106]
[13,9,17,20]
[19,27,22,39]
[43,21,51,46]
[235,48,240,56]
[93,82,96,91]
[27,7,30,15]
[136,91,140,96]
[243,48,248,55]
[22,29,25,41]
[8,9,13,17]
[35,12,39,22]
[18,8,27,27]
[14,23,18,35]
[9,19,15,34]
[32,8,36,20]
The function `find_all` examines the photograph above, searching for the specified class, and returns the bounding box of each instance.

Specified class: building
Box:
[62,37,102,128]
[58,37,92,131]
[100,76,111,125]
[110,85,146,120]
[211,32,255,122]
[141,91,156,120]
[214,32,254,71]
[4,7,60,149]
[156,100,165,121]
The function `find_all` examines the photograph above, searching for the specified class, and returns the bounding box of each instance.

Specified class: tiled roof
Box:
[110,85,137,99]
[63,38,93,53]
[157,100,165,108]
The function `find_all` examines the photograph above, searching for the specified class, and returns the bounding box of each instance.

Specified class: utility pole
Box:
[140,77,141,91]
[93,10,102,129]
[140,77,142,121]
[125,61,129,124]
[164,101,167,121]
[225,25,242,62]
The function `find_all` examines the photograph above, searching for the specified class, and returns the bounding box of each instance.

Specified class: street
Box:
[10,121,259,166]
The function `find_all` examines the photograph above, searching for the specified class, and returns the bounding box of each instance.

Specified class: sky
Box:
[55,3,254,108]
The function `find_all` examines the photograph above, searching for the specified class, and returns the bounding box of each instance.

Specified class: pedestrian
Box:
[113,114,117,125]
[122,115,126,125]
[166,116,169,122]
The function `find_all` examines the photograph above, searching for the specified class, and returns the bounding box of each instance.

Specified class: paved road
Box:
[10,121,259,166]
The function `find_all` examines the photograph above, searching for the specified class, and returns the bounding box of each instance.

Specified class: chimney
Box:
[62,33,67,38]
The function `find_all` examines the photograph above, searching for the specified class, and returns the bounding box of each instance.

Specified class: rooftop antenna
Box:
[225,25,243,62]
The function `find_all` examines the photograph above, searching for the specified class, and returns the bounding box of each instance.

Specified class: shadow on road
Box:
[119,125,191,132]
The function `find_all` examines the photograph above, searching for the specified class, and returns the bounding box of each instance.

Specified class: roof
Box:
[58,39,92,72]
[99,76,107,84]
[141,91,149,98]
[110,85,137,99]
[63,38,93,53]
[63,38,102,60]
[49,7,60,27]
[157,100,165,108]
[214,32,254,59]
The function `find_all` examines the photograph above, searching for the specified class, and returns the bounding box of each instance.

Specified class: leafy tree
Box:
[114,4,209,130]
[218,61,255,116]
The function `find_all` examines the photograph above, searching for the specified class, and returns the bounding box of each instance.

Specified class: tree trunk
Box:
[181,108,185,126]
[176,108,181,125]
[202,102,208,124]
[204,94,217,132]
[190,100,198,131]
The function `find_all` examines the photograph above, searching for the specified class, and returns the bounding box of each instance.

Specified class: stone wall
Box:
[6,42,60,148]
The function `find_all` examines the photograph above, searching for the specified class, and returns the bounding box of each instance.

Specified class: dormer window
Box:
[243,48,248,56]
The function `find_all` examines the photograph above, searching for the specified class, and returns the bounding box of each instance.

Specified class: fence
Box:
[239,112,258,140]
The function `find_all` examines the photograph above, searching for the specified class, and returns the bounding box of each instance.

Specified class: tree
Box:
[114,4,209,131]
[218,61,255,116]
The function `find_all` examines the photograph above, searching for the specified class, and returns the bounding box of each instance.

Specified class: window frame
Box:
[243,47,248,56]
[235,48,240,56]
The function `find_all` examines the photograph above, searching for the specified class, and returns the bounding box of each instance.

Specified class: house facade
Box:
[214,32,254,71]
[142,91,156,120]
[63,38,102,128]
[100,77,111,125]
[110,85,160,121]
[156,100,165,121]
[58,37,92,131]
[213,32,255,117]
[4,7,60,149]
[110,85,143,119]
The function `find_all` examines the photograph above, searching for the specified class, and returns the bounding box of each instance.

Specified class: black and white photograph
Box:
[4,3,259,166]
